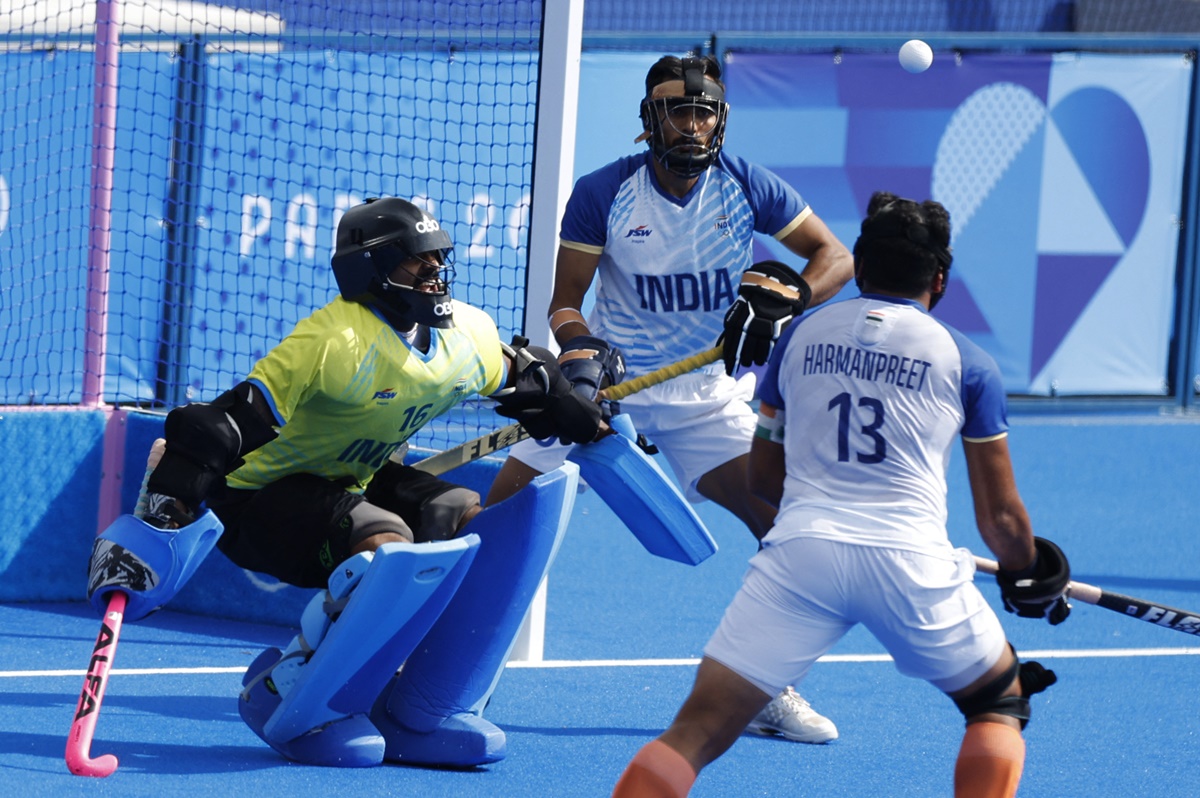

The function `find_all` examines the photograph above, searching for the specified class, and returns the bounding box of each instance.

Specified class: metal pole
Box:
[82,0,121,407]
[525,0,585,349]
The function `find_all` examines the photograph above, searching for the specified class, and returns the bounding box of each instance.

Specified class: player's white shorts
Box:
[704,537,1008,697]
[507,365,756,502]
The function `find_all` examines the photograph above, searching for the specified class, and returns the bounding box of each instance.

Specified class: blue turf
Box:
[3,417,1200,796]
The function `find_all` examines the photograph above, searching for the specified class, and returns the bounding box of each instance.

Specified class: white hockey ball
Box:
[899,39,933,74]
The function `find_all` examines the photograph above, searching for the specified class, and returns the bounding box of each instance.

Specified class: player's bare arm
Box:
[962,435,1037,572]
[746,402,786,509]
[779,213,853,307]
[547,245,602,345]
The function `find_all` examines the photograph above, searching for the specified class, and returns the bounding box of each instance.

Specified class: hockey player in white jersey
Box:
[485,54,853,742]
[612,192,1071,798]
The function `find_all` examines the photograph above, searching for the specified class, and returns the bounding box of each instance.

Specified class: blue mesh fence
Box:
[2,0,1198,448]
[0,0,544,452]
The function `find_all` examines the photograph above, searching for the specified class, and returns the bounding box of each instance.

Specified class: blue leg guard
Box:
[567,414,717,565]
[87,510,224,622]
[239,647,387,768]
[238,536,479,767]
[369,463,579,767]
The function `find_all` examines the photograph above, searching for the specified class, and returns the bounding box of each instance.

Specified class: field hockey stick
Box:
[66,438,165,777]
[412,345,723,476]
[598,345,722,402]
[974,555,1200,639]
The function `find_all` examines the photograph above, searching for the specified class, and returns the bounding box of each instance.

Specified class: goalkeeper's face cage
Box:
[332,197,457,328]
[371,245,457,329]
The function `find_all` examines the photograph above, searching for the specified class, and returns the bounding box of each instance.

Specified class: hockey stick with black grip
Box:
[411,345,723,476]
[975,555,1200,638]
[65,439,165,777]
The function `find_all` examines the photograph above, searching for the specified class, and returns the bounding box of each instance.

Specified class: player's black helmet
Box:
[332,197,457,328]
[853,192,953,309]
[640,55,730,179]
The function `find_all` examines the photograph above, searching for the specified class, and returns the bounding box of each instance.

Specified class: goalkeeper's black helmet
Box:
[332,197,457,328]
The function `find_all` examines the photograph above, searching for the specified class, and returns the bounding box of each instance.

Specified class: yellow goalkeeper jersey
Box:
[226,297,505,492]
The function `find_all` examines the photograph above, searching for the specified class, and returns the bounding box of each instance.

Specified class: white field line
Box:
[6,647,1200,679]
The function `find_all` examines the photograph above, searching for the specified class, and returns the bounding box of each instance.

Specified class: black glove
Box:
[995,537,1072,625]
[558,335,627,401]
[494,343,603,444]
[720,260,812,376]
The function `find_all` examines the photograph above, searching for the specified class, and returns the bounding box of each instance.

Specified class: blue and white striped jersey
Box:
[560,151,811,376]
[758,294,1009,554]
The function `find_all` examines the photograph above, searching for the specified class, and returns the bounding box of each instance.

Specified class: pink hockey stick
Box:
[65,438,164,776]
[65,590,128,776]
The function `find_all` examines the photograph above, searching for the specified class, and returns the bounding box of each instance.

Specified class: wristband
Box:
[549,308,587,335]
[754,407,785,444]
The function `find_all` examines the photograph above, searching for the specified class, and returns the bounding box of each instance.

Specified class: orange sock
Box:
[954,721,1026,798]
[612,739,697,798]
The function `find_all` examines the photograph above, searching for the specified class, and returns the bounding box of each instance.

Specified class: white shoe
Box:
[745,686,838,744]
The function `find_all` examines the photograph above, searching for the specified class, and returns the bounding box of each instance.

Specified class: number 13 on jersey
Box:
[828,392,887,464]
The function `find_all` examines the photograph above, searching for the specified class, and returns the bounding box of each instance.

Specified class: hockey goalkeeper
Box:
[87,197,604,768]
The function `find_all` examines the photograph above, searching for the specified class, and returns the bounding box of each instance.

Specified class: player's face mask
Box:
[639,64,729,179]
[381,248,454,293]
[368,245,457,328]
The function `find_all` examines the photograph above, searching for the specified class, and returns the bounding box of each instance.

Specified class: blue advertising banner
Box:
[0,51,175,405]
[723,52,1191,395]
[0,48,1191,403]
[187,50,538,400]
[0,52,93,405]
[573,51,1191,395]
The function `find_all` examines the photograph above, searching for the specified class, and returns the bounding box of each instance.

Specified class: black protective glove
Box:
[720,260,812,376]
[995,537,1072,625]
[494,342,603,444]
[557,335,627,401]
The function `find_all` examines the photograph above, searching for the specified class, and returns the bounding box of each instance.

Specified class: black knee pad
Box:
[417,487,481,542]
[953,649,1054,731]
[212,473,370,589]
[364,462,480,542]
[950,652,1027,724]
[345,501,414,548]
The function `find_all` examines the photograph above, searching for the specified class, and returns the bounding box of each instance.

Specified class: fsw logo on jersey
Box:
[374,379,463,405]
[374,379,463,404]
[624,225,652,240]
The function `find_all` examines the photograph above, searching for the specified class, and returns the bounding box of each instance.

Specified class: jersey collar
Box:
[859,292,929,313]
[369,305,443,361]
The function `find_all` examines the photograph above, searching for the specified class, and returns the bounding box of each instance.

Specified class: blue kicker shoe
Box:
[369,677,506,767]
[238,647,385,768]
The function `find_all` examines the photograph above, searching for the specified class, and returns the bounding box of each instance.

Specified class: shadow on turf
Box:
[8,601,291,646]
[2,691,241,723]
[0,730,284,775]
[498,723,664,738]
